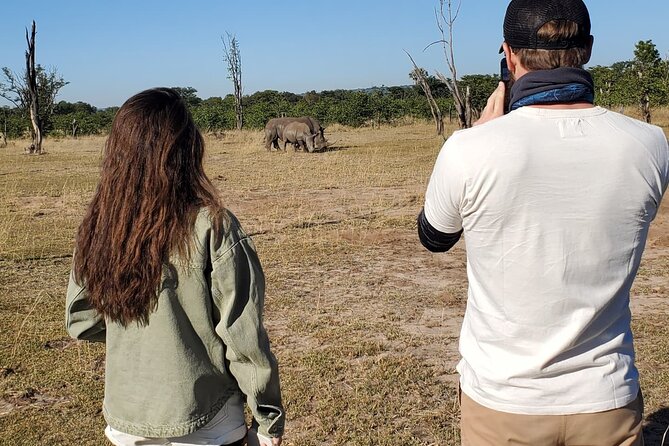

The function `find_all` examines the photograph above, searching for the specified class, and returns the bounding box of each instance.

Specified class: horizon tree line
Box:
[1,22,667,142]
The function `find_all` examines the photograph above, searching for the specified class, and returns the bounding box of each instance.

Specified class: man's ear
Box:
[584,35,594,65]
[502,42,517,74]
[503,42,529,79]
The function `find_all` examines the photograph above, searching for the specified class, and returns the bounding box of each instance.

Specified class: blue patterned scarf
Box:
[509,67,594,111]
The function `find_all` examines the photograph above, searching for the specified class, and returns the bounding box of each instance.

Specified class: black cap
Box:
[501,0,591,53]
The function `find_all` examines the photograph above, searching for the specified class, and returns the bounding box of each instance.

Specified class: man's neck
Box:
[514,67,594,110]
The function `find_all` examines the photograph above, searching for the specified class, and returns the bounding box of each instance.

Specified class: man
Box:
[418,0,669,445]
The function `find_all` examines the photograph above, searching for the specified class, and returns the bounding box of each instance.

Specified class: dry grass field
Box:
[0,116,668,445]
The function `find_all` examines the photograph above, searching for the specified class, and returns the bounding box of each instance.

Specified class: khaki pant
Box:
[460,390,644,446]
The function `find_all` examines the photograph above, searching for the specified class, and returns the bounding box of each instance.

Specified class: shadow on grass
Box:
[645,407,669,445]
[264,145,350,154]
[317,144,349,153]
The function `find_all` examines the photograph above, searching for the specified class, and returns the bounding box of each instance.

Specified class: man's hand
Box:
[474,81,506,126]
[247,428,282,446]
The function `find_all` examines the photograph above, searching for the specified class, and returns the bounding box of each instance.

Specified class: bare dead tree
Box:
[0,21,67,153]
[222,33,243,130]
[427,0,473,129]
[71,118,78,138]
[406,51,444,137]
[25,21,43,153]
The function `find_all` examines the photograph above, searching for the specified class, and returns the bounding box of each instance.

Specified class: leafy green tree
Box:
[368,91,394,127]
[0,22,68,151]
[50,103,115,137]
[302,90,321,105]
[589,62,639,108]
[0,106,28,139]
[0,64,68,139]
[387,86,413,100]
[191,96,235,132]
[171,87,202,108]
[632,40,666,122]
[293,95,327,125]
[409,68,450,98]
[244,90,294,125]
[589,65,617,108]
[459,74,499,114]
[340,91,373,126]
[54,100,97,115]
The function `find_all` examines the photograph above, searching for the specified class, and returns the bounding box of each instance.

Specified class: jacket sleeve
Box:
[210,231,284,439]
[65,270,106,342]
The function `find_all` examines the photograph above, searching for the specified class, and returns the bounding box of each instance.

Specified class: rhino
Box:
[264,117,292,151]
[298,116,325,139]
[282,121,327,153]
[264,116,325,151]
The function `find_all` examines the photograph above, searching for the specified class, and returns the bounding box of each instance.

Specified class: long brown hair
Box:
[74,87,222,326]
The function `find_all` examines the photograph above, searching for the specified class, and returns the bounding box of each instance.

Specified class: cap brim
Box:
[499,43,504,54]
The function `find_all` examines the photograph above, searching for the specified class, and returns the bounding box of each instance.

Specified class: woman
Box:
[66,88,284,446]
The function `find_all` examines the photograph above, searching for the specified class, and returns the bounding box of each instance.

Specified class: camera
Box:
[500,58,512,113]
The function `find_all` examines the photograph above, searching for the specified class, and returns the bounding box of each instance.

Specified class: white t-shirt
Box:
[424,106,669,415]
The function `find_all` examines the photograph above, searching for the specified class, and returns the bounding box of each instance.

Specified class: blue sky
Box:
[1,0,668,108]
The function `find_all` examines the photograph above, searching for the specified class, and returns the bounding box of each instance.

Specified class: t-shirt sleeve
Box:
[658,132,669,197]
[423,136,467,234]
[647,127,669,217]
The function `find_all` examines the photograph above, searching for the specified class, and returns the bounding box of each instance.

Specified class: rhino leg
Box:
[264,132,273,151]
[265,126,281,151]
[268,137,280,151]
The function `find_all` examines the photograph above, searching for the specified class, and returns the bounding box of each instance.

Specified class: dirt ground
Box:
[0,123,667,445]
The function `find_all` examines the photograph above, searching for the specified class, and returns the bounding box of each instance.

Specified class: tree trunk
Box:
[465,86,473,128]
[436,72,470,130]
[234,94,243,130]
[641,93,651,123]
[25,21,42,154]
[407,56,444,137]
[421,83,444,136]
[71,118,78,138]
[233,70,243,130]
[453,94,466,129]
[0,113,6,148]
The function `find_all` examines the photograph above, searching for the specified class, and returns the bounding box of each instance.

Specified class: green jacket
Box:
[66,209,284,439]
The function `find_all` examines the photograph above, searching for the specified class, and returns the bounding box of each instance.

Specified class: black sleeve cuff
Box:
[417,208,462,252]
